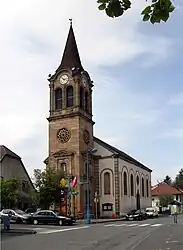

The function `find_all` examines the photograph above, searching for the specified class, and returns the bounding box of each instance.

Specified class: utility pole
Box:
[86,150,90,224]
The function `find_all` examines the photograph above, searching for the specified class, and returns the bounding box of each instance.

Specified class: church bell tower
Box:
[45,20,95,215]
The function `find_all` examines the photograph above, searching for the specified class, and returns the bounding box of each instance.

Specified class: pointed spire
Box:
[57,19,83,72]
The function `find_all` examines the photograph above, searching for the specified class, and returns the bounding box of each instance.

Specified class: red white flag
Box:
[72,176,77,187]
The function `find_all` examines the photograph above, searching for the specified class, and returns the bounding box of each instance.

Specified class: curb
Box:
[78,217,125,225]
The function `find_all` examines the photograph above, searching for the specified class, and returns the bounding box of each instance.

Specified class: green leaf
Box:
[169,4,175,12]
[141,6,152,15]
[150,14,157,24]
[161,12,169,22]
[98,3,106,10]
[97,0,107,3]
[143,14,150,21]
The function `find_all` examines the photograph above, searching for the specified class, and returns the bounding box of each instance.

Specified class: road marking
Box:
[38,226,90,234]
[127,224,138,227]
[151,224,162,227]
[115,224,126,227]
[138,224,150,227]
[104,224,116,227]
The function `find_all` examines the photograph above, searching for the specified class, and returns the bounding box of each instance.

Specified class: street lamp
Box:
[86,148,97,224]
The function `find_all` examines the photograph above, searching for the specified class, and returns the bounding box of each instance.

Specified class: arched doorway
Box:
[136,190,140,210]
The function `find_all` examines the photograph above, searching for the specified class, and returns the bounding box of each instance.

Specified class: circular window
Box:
[136,176,139,185]
[83,129,90,144]
[57,128,71,143]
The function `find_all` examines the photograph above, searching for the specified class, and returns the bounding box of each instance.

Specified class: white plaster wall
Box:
[119,158,152,214]
[94,140,152,216]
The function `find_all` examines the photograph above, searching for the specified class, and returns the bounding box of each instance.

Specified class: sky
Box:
[0,0,182,185]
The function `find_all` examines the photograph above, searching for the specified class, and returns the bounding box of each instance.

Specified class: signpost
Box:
[94,191,100,223]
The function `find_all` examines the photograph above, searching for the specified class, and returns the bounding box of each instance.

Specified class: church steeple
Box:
[56,20,83,72]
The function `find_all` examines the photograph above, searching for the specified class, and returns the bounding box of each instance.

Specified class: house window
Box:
[130,174,134,196]
[66,85,73,107]
[142,177,145,197]
[104,172,111,195]
[146,179,149,197]
[102,203,113,211]
[55,88,62,110]
[124,171,127,195]
[80,86,84,109]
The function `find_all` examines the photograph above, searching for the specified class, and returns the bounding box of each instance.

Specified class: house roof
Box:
[0,145,21,162]
[94,137,152,173]
[0,145,35,190]
[151,182,183,196]
[56,21,83,73]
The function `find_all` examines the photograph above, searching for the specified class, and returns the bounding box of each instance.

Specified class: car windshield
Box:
[14,209,26,215]
[129,210,136,214]
[146,208,154,212]
[135,210,141,214]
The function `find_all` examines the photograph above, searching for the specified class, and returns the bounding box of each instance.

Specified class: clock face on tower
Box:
[60,74,69,84]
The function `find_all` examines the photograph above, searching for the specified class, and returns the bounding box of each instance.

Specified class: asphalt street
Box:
[1,216,183,250]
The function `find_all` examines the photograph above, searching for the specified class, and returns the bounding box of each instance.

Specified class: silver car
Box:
[0,209,30,224]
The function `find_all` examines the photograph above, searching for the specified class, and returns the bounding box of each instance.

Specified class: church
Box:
[44,21,152,218]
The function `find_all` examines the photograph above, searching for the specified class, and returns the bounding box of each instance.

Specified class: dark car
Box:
[28,210,75,226]
[126,209,147,221]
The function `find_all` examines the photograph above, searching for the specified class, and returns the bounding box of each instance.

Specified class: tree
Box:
[174,168,183,189]
[97,0,175,24]
[159,195,174,207]
[32,168,66,209]
[0,178,20,208]
[164,175,172,185]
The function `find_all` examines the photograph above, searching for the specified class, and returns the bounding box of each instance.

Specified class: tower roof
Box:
[56,20,83,72]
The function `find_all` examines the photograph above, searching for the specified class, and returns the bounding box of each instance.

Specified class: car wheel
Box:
[33,219,38,225]
[58,220,63,226]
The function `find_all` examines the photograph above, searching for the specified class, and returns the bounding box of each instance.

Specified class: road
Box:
[1,216,183,250]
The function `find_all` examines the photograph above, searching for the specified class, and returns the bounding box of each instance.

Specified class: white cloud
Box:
[167,92,183,105]
[0,0,178,176]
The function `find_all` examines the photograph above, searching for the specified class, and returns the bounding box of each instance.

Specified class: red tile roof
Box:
[151,182,183,196]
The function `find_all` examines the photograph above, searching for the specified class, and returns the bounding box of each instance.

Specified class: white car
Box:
[146,207,158,218]
[0,209,31,223]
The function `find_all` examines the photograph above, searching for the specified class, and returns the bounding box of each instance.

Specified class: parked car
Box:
[28,210,76,226]
[126,209,147,221]
[25,207,41,215]
[0,209,31,224]
[146,207,158,218]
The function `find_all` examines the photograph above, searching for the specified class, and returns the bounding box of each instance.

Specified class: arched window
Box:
[66,86,73,107]
[123,172,127,195]
[136,175,139,185]
[80,86,84,109]
[60,162,67,173]
[104,172,110,195]
[142,177,145,197]
[130,174,134,196]
[85,91,89,112]
[55,88,62,110]
[146,179,149,197]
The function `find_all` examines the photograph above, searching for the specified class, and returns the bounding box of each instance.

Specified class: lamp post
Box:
[86,148,97,224]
